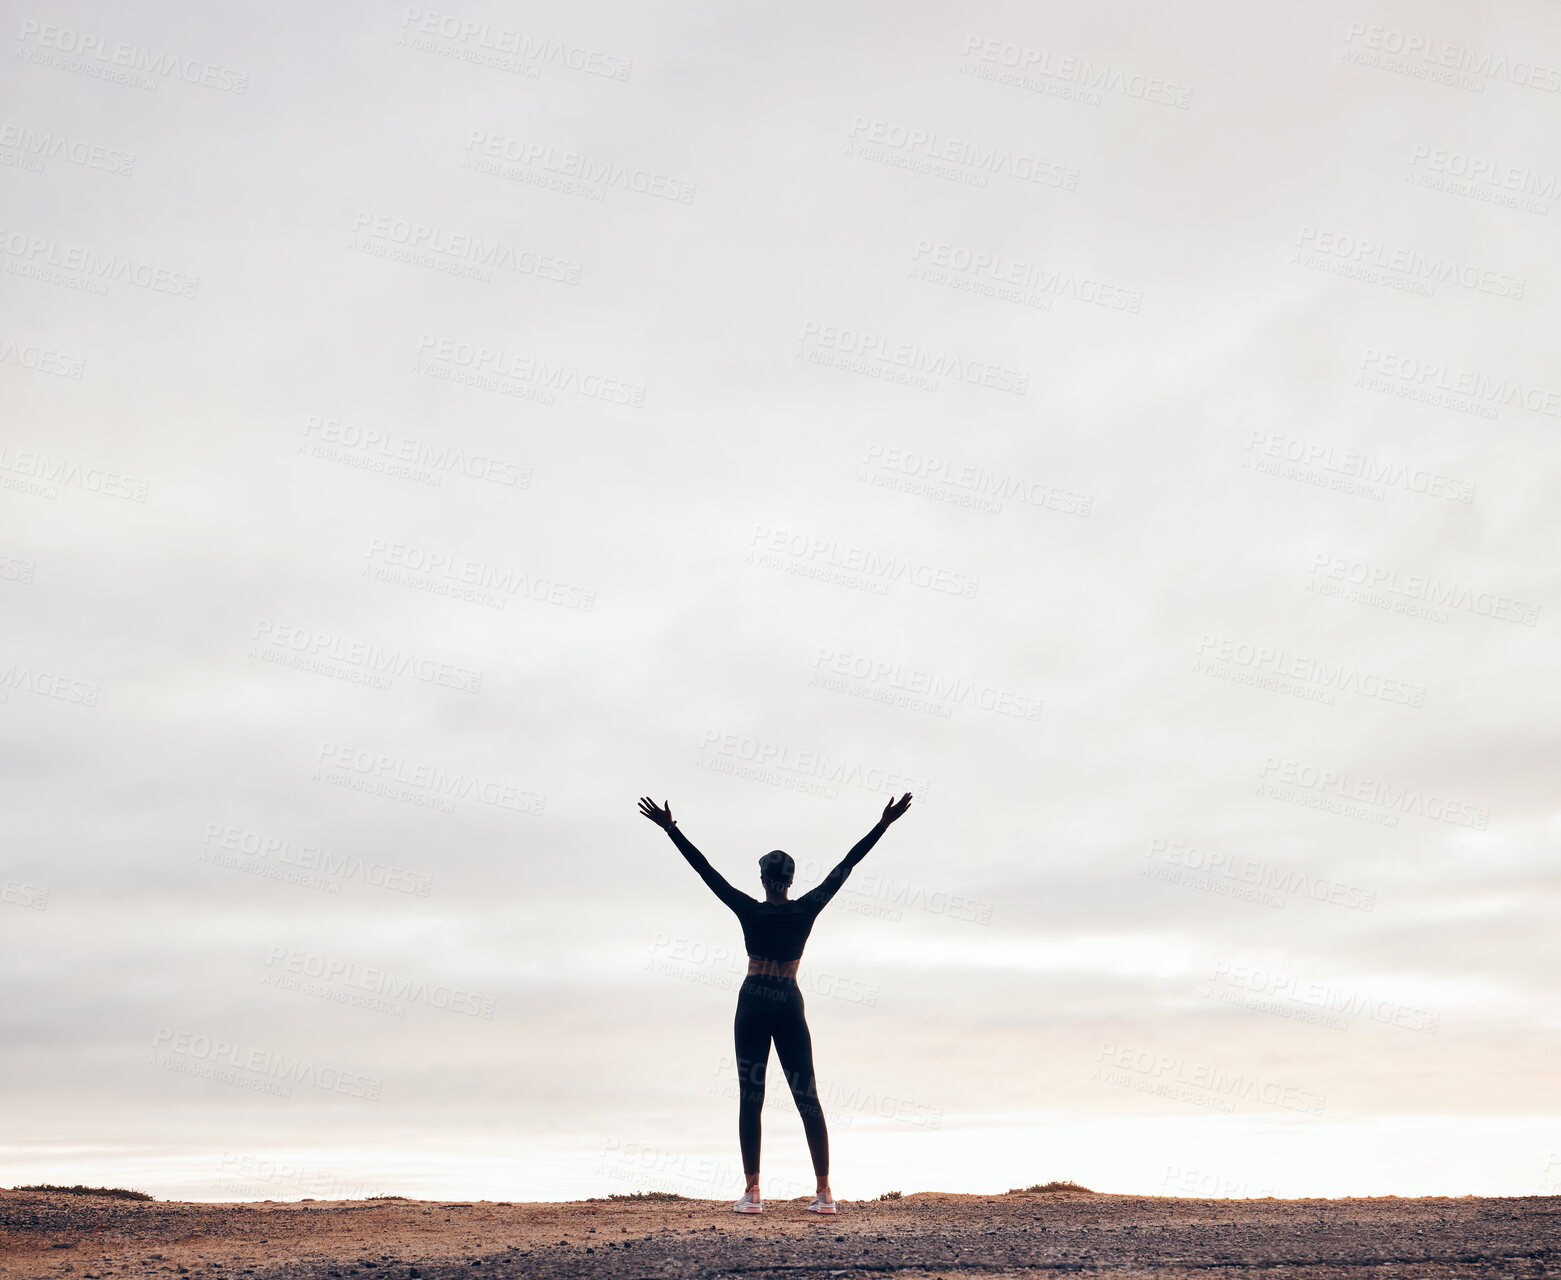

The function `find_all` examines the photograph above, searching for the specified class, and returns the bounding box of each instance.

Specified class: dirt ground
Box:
[2,1187,1556,1280]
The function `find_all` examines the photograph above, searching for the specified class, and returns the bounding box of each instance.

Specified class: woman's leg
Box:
[733,982,772,1186]
[772,985,829,1188]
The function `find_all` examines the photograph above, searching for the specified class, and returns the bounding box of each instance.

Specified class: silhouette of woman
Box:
[638,792,913,1215]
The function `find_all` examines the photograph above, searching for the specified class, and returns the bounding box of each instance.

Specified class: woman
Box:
[638,792,914,1215]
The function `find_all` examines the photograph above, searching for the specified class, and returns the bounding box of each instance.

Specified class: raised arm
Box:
[800,793,912,912]
[638,797,753,915]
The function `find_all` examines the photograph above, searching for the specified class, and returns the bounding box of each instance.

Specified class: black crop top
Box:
[667,821,887,962]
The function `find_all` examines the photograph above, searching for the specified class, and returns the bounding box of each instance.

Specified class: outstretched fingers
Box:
[638,796,673,827]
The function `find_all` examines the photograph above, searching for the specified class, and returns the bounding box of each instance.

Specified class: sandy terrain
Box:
[2,1187,1556,1280]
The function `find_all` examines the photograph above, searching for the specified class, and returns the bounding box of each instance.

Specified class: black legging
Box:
[734,974,828,1177]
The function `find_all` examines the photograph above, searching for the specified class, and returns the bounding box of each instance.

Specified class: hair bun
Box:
[758,849,795,889]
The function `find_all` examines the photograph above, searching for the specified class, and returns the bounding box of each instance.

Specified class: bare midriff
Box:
[746,957,800,979]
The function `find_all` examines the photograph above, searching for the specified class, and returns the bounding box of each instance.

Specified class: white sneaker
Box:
[732,1190,762,1214]
[807,1193,836,1214]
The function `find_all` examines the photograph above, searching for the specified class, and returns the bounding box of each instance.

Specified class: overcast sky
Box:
[3,0,1559,1204]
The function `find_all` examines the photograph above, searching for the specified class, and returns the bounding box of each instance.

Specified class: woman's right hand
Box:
[880,792,913,825]
[638,796,674,829]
